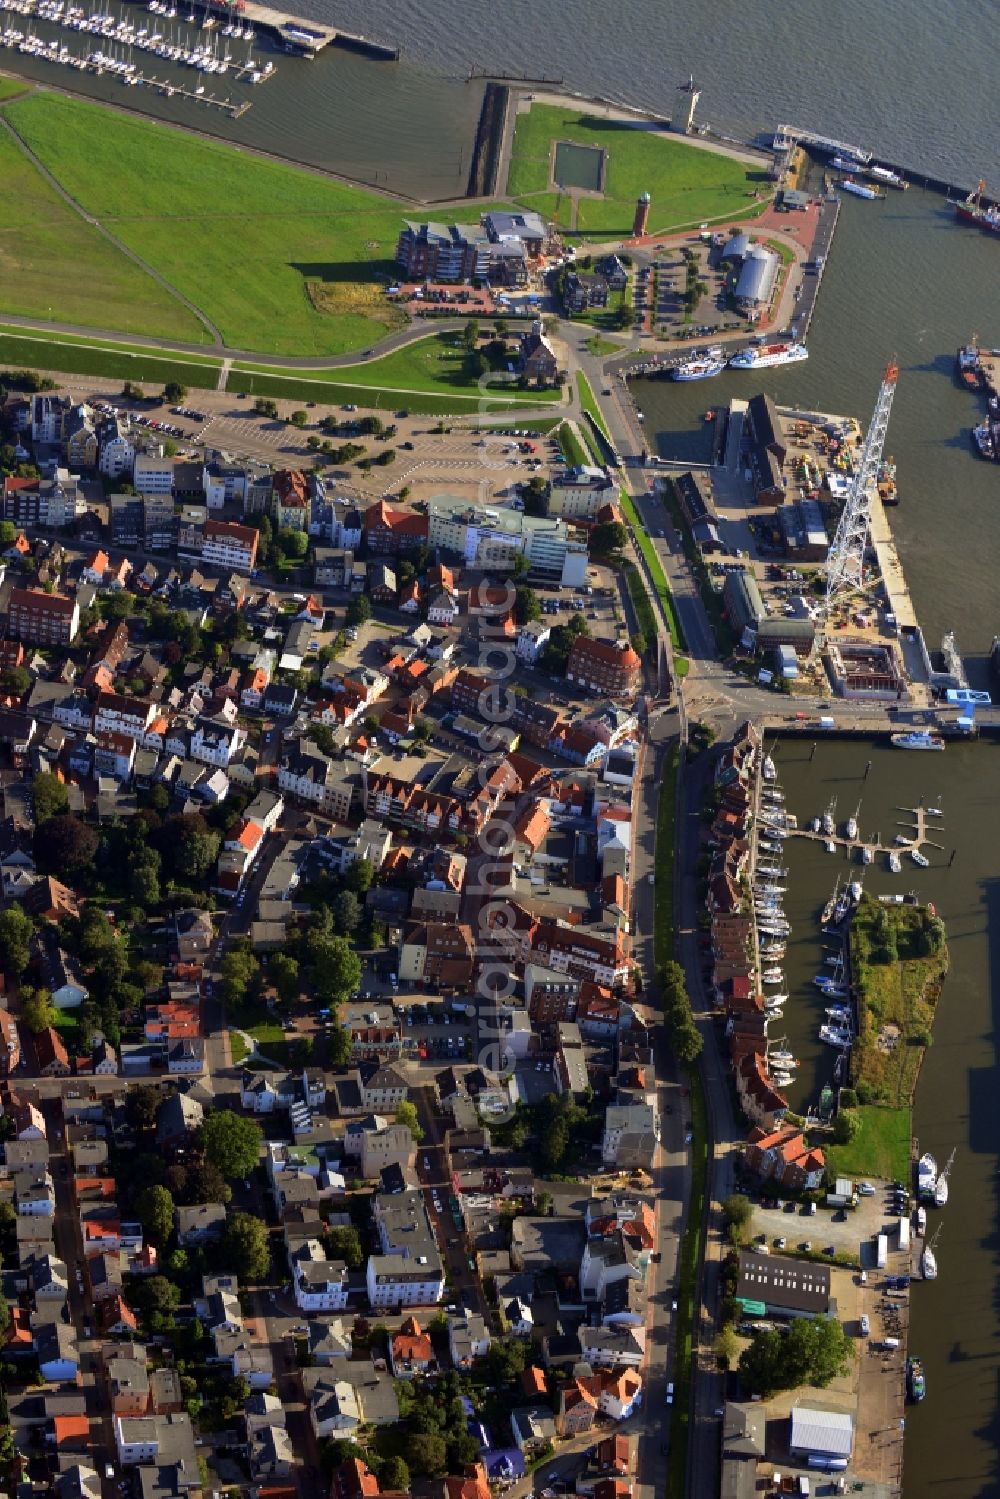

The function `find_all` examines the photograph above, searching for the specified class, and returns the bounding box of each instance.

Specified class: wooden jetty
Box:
[780,801,941,857]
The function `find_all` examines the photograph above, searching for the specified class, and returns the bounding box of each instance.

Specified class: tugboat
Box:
[907,1356,927,1403]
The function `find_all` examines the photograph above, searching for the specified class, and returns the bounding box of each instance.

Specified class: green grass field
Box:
[0,329,221,389]
[0,91,510,358]
[0,116,209,343]
[508,104,768,238]
[619,488,684,648]
[825,1105,912,1184]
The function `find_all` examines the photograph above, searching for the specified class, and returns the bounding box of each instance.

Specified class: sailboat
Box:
[820,878,841,926]
[821,797,837,837]
[921,1224,940,1280]
[845,800,861,841]
[934,1148,955,1207]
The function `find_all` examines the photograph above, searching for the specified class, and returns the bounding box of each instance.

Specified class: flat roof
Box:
[789,1405,854,1458]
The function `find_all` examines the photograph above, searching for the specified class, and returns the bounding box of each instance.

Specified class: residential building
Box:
[7,588,79,645]
[566,637,641,698]
[133,453,174,495]
[395,220,492,282]
[201,519,259,574]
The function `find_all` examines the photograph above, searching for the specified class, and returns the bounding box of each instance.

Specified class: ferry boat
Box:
[672,357,725,381]
[729,341,808,371]
[868,164,907,190]
[840,176,882,200]
[907,1357,927,1403]
[891,731,945,751]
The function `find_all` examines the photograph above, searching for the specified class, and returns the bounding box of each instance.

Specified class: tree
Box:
[394,1100,425,1143]
[463,350,488,382]
[21,988,56,1034]
[254,398,279,420]
[34,813,98,876]
[346,858,374,896]
[125,1085,160,1133]
[184,1162,231,1206]
[539,1115,569,1173]
[722,1194,753,1231]
[0,905,34,980]
[220,946,259,1010]
[222,1210,271,1282]
[463,319,480,350]
[326,1022,353,1068]
[323,1224,363,1271]
[310,936,362,1007]
[832,1108,860,1144]
[163,382,187,404]
[155,813,221,883]
[1,664,30,697]
[289,409,308,428]
[278,527,309,561]
[330,890,361,936]
[407,1433,448,1478]
[346,595,372,628]
[203,1110,263,1181]
[135,1184,175,1248]
[514,586,541,625]
[630,631,647,658]
[0,520,16,547]
[268,952,300,1005]
[380,1457,410,1491]
[714,1324,740,1369]
[591,520,627,554]
[739,1317,853,1395]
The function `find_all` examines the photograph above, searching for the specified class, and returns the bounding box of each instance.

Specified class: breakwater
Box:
[466,80,507,198]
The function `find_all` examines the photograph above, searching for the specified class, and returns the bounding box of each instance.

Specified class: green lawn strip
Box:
[0,77,34,100]
[667,1068,708,1499]
[226,366,557,416]
[653,744,678,967]
[764,237,797,267]
[0,323,222,363]
[576,370,611,441]
[557,420,590,467]
[618,488,684,649]
[585,334,623,358]
[229,1031,250,1065]
[0,113,208,343]
[674,655,690,677]
[508,103,767,241]
[0,331,222,389]
[3,91,519,358]
[621,559,657,654]
[825,1105,912,1184]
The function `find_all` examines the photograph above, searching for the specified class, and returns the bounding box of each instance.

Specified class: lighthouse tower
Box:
[632,192,651,238]
[675,74,701,134]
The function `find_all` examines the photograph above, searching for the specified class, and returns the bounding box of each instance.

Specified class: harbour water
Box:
[766,740,1000,1499]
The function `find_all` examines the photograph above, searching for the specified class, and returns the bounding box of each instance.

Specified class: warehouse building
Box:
[722,569,766,641]
[735,1250,833,1320]
[789,1406,854,1468]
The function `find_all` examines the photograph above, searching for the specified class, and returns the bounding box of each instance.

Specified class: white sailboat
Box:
[845,800,860,841]
[934,1148,955,1207]
[921,1224,940,1280]
[821,797,837,837]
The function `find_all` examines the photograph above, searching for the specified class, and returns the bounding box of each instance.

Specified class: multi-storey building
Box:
[7,588,79,645]
[566,637,642,698]
[201,519,259,575]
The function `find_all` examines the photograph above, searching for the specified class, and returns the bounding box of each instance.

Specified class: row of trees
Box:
[660,959,703,1065]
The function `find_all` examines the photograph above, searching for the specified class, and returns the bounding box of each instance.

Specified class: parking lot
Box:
[749,1178,912,1262]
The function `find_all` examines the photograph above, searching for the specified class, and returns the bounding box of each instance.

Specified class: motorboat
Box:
[907,1356,926,1403]
[825,1004,851,1020]
[934,1174,948,1207]
[762,970,785,985]
[764,992,789,1006]
[910,848,930,867]
[849,879,864,903]
[769,1048,798,1067]
[762,755,777,781]
[845,804,860,840]
[810,817,821,832]
[920,1243,938,1280]
[770,1070,794,1089]
[822,799,837,836]
[819,1024,852,1047]
[915,1205,927,1235]
[861,845,874,865]
[888,850,902,873]
[917,1153,938,1201]
[824,839,837,854]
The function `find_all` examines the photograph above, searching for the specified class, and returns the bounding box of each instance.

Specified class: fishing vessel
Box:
[888,849,902,874]
[953,180,1000,236]
[728,341,809,370]
[672,357,725,381]
[907,1356,927,1402]
[891,731,945,751]
[917,1152,938,1201]
[840,176,882,200]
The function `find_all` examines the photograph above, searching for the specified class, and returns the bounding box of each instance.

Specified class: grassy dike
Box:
[618,488,685,651]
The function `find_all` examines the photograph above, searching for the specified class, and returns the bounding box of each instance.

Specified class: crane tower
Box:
[825,360,898,615]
